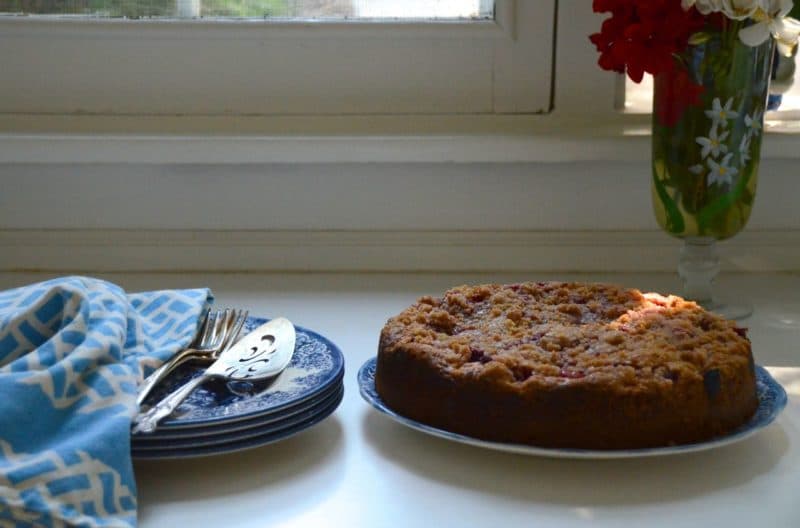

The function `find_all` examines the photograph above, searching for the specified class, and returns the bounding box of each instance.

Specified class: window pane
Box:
[0,0,493,19]
[623,51,800,127]
[622,75,653,115]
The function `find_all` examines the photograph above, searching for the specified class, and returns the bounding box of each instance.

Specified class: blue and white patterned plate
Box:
[358,358,787,459]
[132,384,343,459]
[138,317,345,431]
[132,378,343,440]
[133,383,343,452]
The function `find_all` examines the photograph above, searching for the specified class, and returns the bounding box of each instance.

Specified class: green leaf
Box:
[696,169,751,233]
[652,161,685,234]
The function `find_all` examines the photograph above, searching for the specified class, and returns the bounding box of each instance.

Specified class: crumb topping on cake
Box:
[380,282,751,390]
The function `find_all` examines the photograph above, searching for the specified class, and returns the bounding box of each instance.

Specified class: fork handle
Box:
[136,348,210,407]
[132,373,211,434]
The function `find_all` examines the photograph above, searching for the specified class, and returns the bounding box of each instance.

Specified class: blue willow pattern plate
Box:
[137,317,345,430]
[358,358,787,459]
[132,377,343,440]
[132,384,344,460]
[132,384,344,452]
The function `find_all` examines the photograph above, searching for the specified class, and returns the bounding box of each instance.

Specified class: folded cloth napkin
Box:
[0,276,212,527]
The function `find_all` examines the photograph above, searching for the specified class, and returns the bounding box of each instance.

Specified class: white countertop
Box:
[1,271,798,528]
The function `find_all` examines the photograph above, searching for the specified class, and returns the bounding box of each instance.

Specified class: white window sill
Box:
[3,113,800,165]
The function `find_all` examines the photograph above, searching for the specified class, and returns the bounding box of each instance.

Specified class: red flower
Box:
[589,0,705,83]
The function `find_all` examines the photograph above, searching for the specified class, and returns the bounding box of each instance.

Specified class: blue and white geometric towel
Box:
[0,276,213,527]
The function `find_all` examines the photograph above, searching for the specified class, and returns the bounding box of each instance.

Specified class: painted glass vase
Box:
[651,27,775,318]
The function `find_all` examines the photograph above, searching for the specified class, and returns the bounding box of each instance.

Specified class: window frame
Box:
[2,0,798,158]
[0,0,557,118]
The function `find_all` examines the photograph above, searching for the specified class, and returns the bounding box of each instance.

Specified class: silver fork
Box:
[136,308,247,408]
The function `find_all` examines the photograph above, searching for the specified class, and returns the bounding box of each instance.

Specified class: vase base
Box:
[698,300,753,321]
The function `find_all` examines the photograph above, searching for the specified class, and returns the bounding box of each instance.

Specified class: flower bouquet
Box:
[590,1,800,315]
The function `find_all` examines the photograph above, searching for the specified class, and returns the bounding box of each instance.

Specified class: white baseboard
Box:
[1,229,797,273]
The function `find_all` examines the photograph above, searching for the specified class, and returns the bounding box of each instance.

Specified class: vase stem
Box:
[678,237,719,307]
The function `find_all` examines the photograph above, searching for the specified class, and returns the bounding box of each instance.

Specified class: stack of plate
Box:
[132,317,345,459]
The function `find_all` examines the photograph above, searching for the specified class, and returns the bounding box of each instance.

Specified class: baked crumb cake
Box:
[375,282,757,449]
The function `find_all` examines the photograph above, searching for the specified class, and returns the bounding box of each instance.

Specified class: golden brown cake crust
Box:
[375,282,757,449]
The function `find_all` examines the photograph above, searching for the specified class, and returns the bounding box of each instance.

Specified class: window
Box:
[0,0,556,117]
[0,0,493,20]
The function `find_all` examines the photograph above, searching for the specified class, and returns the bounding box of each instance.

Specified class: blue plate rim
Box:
[152,316,345,429]
[133,383,344,451]
[358,357,788,459]
[133,376,344,440]
[132,384,344,459]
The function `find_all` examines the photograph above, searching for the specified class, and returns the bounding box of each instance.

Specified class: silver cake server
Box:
[132,317,296,434]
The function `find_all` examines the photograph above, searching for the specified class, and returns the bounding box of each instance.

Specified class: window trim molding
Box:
[4,118,800,165]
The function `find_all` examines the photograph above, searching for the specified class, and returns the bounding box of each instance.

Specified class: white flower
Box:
[739,0,800,52]
[745,108,763,136]
[696,126,730,158]
[705,97,739,128]
[707,153,739,186]
[684,0,800,54]
[708,0,764,20]
[739,135,752,164]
